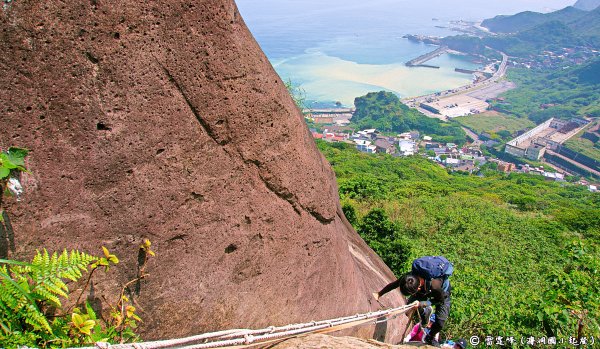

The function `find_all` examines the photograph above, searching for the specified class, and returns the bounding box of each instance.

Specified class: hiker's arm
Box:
[376,279,402,298]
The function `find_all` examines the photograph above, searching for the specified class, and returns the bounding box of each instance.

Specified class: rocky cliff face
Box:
[0,0,406,342]
[270,334,437,349]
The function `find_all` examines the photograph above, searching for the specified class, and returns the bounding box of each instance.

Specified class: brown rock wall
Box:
[0,0,407,342]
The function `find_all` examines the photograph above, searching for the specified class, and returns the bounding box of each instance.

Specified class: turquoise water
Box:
[236,0,575,106]
[272,50,479,106]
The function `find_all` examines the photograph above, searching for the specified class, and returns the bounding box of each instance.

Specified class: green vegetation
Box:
[443,5,600,58]
[284,78,307,112]
[487,21,585,58]
[481,7,588,34]
[0,150,154,348]
[1,250,97,340]
[317,140,600,340]
[564,120,600,160]
[477,6,600,56]
[351,91,467,144]
[1,247,134,348]
[443,22,593,58]
[454,112,534,139]
[492,59,600,123]
[0,242,155,348]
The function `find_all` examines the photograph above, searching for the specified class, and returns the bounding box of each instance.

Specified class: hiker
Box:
[373,256,453,346]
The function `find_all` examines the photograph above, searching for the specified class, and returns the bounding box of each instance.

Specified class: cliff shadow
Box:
[0,211,16,258]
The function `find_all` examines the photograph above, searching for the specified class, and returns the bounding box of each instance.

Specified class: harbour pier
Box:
[405,46,448,68]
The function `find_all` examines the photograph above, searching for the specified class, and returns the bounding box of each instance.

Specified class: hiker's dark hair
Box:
[399,273,420,295]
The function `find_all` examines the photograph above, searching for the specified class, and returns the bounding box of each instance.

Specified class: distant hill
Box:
[474,5,600,55]
[481,6,586,33]
[573,0,600,11]
[351,91,467,144]
[443,19,590,57]
[569,6,600,44]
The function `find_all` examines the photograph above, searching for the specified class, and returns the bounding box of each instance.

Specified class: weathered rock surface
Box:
[269,334,435,349]
[0,0,406,343]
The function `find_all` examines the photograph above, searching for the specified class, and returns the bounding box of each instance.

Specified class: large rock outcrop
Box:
[0,0,406,343]
[270,334,437,349]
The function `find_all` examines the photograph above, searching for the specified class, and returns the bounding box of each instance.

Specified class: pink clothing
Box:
[403,324,440,343]
[407,324,426,342]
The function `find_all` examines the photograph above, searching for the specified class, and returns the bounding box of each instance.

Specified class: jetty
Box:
[454,68,477,74]
[306,108,354,114]
[406,46,448,68]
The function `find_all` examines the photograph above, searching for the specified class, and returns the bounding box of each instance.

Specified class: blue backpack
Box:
[412,256,454,280]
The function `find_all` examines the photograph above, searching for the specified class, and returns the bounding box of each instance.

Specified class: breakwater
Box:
[406,46,448,67]
[455,68,477,74]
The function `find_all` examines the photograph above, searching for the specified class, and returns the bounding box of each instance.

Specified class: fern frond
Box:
[33,286,62,308]
[23,302,52,333]
[0,270,36,310]
[27,249,96,307]
[0,268,52,334]
[0,249,99,336]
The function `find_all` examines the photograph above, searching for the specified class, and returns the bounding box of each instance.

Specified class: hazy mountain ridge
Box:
[445,5,600,57]
[481,6,587,33]
[573,0,600,11]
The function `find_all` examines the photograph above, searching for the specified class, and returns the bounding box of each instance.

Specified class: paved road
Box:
[462,127,482,146]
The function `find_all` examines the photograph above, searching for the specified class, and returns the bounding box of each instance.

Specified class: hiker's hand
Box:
[372,292,380,301]
[418,301,428,308]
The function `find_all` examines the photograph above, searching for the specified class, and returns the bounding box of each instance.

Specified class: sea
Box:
[235,0,576,107]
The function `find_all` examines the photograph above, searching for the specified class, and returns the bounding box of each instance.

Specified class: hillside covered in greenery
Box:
[317,140,600,341]
[492,58,600,123]
[481,6,588,33]
[442,6,600,57]
[351,91,467,144]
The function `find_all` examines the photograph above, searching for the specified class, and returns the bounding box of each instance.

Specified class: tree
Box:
[357,208,411,272]
[342,203,357,225]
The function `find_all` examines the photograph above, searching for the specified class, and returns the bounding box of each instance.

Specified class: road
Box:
[462,127,482,146]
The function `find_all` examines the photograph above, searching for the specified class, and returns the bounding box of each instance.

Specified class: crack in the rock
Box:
[244,158,333,224]
[156,59,332,225]
[306,207,335,224]
[262,177,301,215]
[222,73,247,81]
[157,60,227,146]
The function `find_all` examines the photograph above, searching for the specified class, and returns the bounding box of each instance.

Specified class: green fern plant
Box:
[0,249,97,346]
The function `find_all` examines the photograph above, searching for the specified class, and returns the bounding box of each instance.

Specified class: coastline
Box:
[305,39,513,117]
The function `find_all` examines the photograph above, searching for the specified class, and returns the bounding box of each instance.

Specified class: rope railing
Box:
[76,301,418,349]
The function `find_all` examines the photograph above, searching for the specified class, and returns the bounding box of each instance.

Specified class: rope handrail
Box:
[76,301,418,349]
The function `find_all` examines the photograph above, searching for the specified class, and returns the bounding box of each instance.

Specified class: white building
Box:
[398,140,417,156]
[355,139,377,154]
